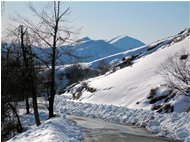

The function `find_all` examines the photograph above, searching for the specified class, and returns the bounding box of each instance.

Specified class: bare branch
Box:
[160,49,190,96]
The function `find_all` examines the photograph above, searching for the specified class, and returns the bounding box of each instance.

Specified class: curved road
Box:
[67,115,181,142]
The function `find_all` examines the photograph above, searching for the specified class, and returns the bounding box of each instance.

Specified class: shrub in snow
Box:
[65,64,90,84]
[65,82,96,100]
[151,104,162,111]
[147,86,188,113]
[82,82,96,93]
[148,88,172,105]
[147,88,158,99]
[160,49,190,97]
[186,106,190,112]
[115,56,134,69]
[162,104,174,113]
[97,60,111,75]
[149,85,190,113]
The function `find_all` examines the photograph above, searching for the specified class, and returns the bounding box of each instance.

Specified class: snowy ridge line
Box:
[84,31,184,69]
[55,95,190,142]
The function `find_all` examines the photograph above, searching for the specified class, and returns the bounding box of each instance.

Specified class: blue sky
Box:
[2,1,189,43]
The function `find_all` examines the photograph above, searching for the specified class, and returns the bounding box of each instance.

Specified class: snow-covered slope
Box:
[64,28,190,112]
[109,35,145,51]
[85,37,173,68]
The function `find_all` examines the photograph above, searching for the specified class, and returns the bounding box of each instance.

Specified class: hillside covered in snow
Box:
[63,28,190,113]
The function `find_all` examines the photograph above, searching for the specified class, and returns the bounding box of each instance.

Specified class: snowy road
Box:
[67,115,180,142]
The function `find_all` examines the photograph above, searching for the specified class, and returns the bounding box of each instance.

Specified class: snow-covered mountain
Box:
[65,38,123,63]
[108,35,145,51]
[33,37,124,64]
[83,35,174,69]
[76,36,91,43]
[33,36,146,65]
[64,28,190,112]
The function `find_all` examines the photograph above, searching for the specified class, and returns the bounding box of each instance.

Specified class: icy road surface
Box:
[67,115,180,142]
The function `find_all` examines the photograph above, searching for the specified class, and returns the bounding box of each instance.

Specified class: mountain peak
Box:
[108,35,128,43]
[77,36,92,43]
[109,35,145,51]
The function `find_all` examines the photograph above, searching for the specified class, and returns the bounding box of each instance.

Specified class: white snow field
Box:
[64,30,190,112]
[55,96,190,142]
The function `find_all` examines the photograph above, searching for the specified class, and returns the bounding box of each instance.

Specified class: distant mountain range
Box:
[67,37,123,62]
[33,35,145,64]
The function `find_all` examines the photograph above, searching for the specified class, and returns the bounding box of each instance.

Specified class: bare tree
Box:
[13,2,76,118]
[97,60,111,75]
[160,49,190,96]
[19,25,41,125]
[1,43,24,140]
[2,25,41,126]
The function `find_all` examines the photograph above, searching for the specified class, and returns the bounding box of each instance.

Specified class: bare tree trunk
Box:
[49,27,57,118]
[31,80,41,126]
[49,5,59,118]
[49,64,55,118]
[8,104,23,133]
[20,25,41,126]
[25,97,30,114]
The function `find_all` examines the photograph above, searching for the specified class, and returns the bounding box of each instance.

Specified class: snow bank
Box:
[8,115,83,142]
[55,95,190,142]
